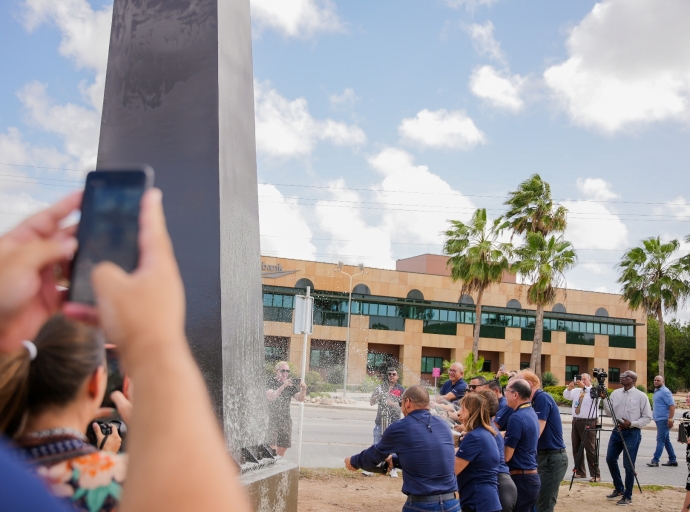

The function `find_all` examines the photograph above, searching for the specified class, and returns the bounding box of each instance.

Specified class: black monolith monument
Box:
[97,0,270,465]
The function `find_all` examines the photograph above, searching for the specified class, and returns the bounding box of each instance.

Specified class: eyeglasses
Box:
[387,373,397,376]
[467,385,478,390]
[278,369,290,373]
[448,369,458,373]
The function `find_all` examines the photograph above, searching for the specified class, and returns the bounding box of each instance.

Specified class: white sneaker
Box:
[390,468,399,478]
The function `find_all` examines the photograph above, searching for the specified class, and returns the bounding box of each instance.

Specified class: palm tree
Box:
[617,237,690,378]
[443,208,511,362]
[501,174,567,237]
[512,232,577,377]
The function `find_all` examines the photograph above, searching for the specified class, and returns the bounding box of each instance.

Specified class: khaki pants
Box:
[572,418,599,477]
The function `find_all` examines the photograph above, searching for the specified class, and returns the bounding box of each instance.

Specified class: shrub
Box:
[542,372,559,387]
[305,370,324,388]
[636,384,646,393]
[326,365,344,385]
[357,375,382,393]
[547,392,571,406]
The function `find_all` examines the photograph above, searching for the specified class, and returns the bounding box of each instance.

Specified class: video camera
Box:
[589,368,608,400]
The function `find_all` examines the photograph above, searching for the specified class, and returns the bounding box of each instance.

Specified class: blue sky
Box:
[1,0,689,319]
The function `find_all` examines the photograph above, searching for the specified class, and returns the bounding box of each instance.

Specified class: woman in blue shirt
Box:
[455,394,502,512]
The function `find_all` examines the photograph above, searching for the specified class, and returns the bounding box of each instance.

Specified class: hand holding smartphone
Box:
[69,167,154,305]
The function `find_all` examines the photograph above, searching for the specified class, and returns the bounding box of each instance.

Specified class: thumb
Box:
[91,261,130,302]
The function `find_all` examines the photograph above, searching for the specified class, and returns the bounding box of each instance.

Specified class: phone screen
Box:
[69,169,152,304]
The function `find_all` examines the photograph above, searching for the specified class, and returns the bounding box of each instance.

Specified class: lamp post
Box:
[335,261,365,398]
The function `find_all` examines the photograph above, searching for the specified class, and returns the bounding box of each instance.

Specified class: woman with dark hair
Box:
[455,393,501,512]
[0,314,127,512]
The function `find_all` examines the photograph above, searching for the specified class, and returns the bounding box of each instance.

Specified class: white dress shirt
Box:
[603,387,653,429]
[563,385,598,419]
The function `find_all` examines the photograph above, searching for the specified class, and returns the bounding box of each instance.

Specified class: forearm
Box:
[121,337,250,512]
[670,405,676,420]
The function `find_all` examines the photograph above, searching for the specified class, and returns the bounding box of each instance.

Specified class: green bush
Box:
[326,365,344,385]
[636,384,646,393]
[541,372,559,387]
[543,385,566,395]
[357,375,382,393]
[547,392,571,406]
[305,370,324,388]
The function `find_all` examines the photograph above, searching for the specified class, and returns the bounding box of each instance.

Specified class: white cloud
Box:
[445,0,499,10]
[315,179,395,269]
[575,178,618,201]
[464,21,504,63]
[258,184,317,260]
[563,178,628,251]
[0,191,50,236]
[469,65,524,112]
[369,148,476,249]
[398,109,486,150]
[22,0,111,111]
[544,0,690,133]
[329,88,358,109]
[255,81,366,158]
[17,82,100,169]
[661,196,690,220]
[251,0,342,38]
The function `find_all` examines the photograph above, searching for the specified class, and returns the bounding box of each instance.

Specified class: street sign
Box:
[432,367,441,378]
[293,294,314,334]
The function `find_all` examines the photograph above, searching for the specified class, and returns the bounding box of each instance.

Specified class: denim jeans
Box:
[373,424,382,444]
[401,499,460,512]
[606,428,641,500]
[652,419,677,463]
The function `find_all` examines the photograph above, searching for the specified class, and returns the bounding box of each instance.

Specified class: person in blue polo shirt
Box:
[345,385,459,512]
[504,378,541,512]
[520,370,568,512]
[435,362,467,406]
[649,375,677,467]
[478,389,518,512]
[455,393,501,512]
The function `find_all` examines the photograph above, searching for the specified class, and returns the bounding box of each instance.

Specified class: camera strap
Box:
[99,433,110,450]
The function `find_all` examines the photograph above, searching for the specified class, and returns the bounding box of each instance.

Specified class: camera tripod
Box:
[568,385,642,495]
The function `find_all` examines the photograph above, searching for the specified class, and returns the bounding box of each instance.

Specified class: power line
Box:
[0,161,687,207]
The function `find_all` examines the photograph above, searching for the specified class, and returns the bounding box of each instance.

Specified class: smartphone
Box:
[69,167,154,304]
[574,375,581,382]
[102,345,125,408]
[499,364,506,372]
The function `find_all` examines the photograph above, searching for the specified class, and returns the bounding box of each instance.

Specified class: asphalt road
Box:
[284,404,688,489]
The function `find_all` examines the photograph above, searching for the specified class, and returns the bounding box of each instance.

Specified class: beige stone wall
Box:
[262,257,647,388]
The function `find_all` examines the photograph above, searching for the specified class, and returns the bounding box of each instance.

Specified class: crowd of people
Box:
[0,190,252,511]
[346,362,690,512]
[2,192,690,512]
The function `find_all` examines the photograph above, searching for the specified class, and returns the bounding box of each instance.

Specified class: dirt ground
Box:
[297,468,686,512]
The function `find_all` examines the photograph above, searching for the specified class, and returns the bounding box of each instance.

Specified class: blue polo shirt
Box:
[653,386,675,421]
[0,440,70,511]
[532,389,566,451]
[492,421,509,474]
[498,395,507,410]
[440,378,467,401]
[456,427,501,512]
[494,403,514,431]
[350,409,457,496]
[504,404,539,470]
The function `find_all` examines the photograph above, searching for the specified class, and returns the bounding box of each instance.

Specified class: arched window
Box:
[506,299,522,309]
[294,278,314,290]
[407,289,424,301]
[353,284,371,295]
[459,294,474,306]
[595,307,609,317]
[552,303,566,313]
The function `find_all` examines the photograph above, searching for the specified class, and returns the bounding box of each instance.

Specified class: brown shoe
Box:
[590,476,601,482]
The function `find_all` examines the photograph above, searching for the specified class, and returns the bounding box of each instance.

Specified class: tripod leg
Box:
[569,431,588,490]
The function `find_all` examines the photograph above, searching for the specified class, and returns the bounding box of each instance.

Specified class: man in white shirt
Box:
[564,373,600,481]
[602,371,652,506]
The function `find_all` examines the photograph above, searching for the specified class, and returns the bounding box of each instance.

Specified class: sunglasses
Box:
[468,385,478,390]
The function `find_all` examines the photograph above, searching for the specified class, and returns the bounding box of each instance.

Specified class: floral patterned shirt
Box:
[17,434,127,512]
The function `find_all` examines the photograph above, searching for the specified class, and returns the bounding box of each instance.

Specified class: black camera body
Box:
[86,419,127,450]
[590,368,608,400]
[678,412,690,444]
